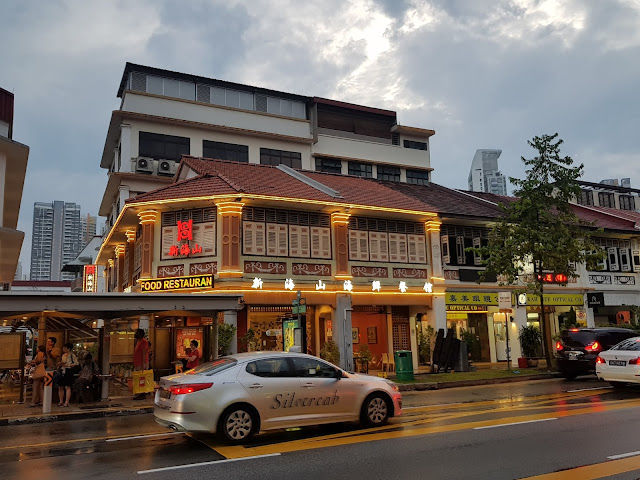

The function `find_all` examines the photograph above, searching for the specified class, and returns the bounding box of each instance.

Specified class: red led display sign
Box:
[537,273,568,284]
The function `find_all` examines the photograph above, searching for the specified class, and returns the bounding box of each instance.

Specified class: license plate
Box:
[609,360,626,366]
[568,352,581,360]
[159,389,171,399]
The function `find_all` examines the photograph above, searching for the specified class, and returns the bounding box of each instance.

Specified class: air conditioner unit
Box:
[157,159,176,176]
[135,157,155,174]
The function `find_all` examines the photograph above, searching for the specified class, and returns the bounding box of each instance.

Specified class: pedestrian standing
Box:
[57,343,78,407]
[185,340,201,370]
[133,329,149,400]
[28,345,46,408]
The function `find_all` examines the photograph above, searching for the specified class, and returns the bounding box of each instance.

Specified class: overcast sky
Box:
[2,0,639,277]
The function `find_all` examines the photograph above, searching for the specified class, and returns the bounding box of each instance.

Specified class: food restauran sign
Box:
[139,274,213,292]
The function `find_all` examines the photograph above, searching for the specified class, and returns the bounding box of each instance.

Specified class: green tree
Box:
[218,323,238,356]
[473,134,604,369]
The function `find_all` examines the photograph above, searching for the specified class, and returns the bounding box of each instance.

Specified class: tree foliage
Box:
[475,133,603,293]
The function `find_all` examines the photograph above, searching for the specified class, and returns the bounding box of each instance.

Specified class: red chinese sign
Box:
[177,220,193,241]
[168,242,203,257]
[538,273,568,284]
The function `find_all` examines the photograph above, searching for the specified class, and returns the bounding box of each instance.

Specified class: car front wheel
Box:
[361,394,390,427]
[220,406,257,443]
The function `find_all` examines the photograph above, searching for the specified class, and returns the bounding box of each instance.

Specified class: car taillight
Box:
[170,383,213,395]
[585,341,601,352]
[596,356,605,364]
[556,341,564,351]
[629,358,640,365]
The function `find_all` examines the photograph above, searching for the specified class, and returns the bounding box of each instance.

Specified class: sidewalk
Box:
[0,363,557,426]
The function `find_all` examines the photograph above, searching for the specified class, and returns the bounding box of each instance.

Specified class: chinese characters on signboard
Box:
[167,219,204,257]
[83,264,97,292]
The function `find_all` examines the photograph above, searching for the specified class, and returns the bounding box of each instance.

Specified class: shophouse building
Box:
[0,87,29,290]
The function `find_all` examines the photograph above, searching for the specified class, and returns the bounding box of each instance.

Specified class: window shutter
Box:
[161,226,177,259]
[369,232,389,262]
[244,222,265,255]
[389,233,407,263]
[607,247,620,271]
[441,236,450,264]
[632,250,640,272]
[266,223,278,256]
[597,247,607,271]
[472,237,482,266]
[290,225,310,258]
[277,224,288,256]
[456,236,466,265]
[349,230,369,261]
[620,248,632,272]
[407,234,426,264]
[311,227,331,259]
[201,222,216,255]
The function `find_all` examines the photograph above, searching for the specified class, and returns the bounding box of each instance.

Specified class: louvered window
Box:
[348,216,425,264]
[598,192,615,208]
[620,195,635,211]
[349,230,369,261]
[130,72,147,92]
[161,208,217,259]
[242,207,331,259]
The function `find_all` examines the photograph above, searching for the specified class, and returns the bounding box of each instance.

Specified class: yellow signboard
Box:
[446,313,469,320]
[139,274,213,292]
[445,292,499,305]
[526,293,584,306]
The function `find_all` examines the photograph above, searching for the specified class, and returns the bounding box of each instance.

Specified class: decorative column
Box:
[107,259,114,292]
[425,219,447,332]
[137,210,158,280]
[332,212,351,279]
[115,244,126,292]
[125,229,136,288]
[217,202,243,278]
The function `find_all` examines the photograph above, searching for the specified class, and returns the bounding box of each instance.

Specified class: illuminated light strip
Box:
[447,310,489,314]
[192,288,439,296]
[216,201,244,215]
[125,230,137,242]
[331,212,351,225]
[425,220,442,232]
[431,276,445,281]
[115,244,126,256]
[334,274,353,280]
[107,259,114,267]
[138,209,159,225]
[217,271,244,278]
[127,194,439,217]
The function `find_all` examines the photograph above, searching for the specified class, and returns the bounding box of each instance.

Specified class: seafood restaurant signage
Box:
[139,274,213,292]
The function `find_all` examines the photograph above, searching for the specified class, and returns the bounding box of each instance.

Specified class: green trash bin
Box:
[394,350,414,381]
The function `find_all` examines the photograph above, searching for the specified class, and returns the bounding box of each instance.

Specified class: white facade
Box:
[99,63,435,229]
[467,149,507,196]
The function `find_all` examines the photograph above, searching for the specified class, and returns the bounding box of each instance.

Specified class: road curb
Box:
[0,406,154,427]
[397,373,559,392]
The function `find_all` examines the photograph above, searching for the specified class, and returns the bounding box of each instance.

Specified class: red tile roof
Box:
[133,157,504,217]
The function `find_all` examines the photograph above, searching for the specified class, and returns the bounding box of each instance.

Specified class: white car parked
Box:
[154,351,402,443]
[596,336,640,388]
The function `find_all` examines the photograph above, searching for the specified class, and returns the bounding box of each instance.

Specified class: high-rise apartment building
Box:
[467,149,507,196]
[30,201,82,281]
[80,213,97,247]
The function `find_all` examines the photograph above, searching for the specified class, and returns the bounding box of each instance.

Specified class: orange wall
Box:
[351,312,387,369]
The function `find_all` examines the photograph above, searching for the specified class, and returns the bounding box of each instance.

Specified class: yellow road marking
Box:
[212,398,640,459]
[519,454,640,479]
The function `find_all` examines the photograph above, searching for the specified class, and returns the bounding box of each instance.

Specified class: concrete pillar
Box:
[126,230,136,289]
[217,202,243,278]
[120,124,131,172]
[118,185,130,213]
[101,320,111,401]
[331,213,351,278]
[137,211,158,279]
[431,295,447,332]
[334,294,353,371]
[410,315,419,371]
[586,306,595,328]
[386,308,394,359]
[224,311,238,354]
[212,317,219,361]
[38,313,46,349]
[115,244,126,292]
[511,305,527,366]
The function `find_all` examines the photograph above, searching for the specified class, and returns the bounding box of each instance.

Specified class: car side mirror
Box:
[334,369,344,379]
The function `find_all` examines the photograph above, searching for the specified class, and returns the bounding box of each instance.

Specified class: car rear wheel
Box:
[610,381,626,389]
[361,394,390,427]
[220,406,257,443]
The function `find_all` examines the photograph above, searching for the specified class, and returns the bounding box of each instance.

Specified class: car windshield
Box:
[610,338,640,351]
[186,357,237,375]
[562,331,596,347]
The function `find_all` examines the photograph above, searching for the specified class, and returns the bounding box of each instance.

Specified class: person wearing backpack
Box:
[58,343,79,407]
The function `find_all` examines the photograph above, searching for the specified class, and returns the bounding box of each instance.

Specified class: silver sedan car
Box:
[154,351,402,443]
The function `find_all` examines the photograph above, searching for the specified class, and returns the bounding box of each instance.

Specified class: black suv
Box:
[556,327,637,379]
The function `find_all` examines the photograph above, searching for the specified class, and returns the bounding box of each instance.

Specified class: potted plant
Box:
[319,340,340,366]
[417,324,435,365]
[357,344,373,373]
[519,325,542,367]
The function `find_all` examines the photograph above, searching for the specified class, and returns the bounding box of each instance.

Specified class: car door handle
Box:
[248,383,263,389]
[302,382,315,388]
